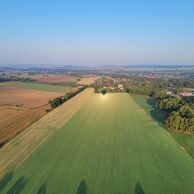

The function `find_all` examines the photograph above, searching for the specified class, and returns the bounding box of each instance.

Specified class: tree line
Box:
[49,86,87,108]
[0,75,33,82]
[127,87,194,133]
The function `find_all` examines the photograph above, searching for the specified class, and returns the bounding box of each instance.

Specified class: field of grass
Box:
[1,93,194,193]
[169,131,194,158]
[131,94,168,125]
[131,94,194,159]
[0,82,71,93]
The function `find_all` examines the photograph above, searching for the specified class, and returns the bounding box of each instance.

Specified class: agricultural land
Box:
[1,92,194,194]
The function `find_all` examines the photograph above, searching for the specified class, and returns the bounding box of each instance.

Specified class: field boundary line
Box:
[0,88,94,177]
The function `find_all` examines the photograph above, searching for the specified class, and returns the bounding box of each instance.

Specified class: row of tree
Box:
[126,86,155,96]
[126,86,194,133]
[0,75,33,82]
[49,86,87,108]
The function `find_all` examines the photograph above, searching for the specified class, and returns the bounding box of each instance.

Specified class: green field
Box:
[1,93,194,194]
[131,94,168,124]
[169,131,194,158]
[131,94,194,159]
[0,82,71,93]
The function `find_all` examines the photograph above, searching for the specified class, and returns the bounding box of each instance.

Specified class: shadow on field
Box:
[76,179,87,194]
[146,98,168,127]
[37,182,47,194]
[6,176,28,194]
[135,182,145,194]
[0,171,14,192]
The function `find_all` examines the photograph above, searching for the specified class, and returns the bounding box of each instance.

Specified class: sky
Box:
[0,0,194,66]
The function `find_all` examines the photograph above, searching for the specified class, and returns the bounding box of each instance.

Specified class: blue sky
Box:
[0,0,194,65]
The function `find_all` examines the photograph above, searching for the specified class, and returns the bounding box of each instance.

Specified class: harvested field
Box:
[0,88,93,177]
[14,74,79,84]
[1,92,194,194]
[78,77,98,85]
[32,75,79,84]
[79,74,97,78]
[0,86,67,108]
[0,106,46,146]
[0,82,72,93]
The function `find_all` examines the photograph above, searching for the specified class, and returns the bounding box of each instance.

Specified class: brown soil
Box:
[79,77,98,85]
[0,106,47,146]
[15,74,79,84]
[0,86,65,108]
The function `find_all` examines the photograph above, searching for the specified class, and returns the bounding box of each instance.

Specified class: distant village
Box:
[94,76,194,97]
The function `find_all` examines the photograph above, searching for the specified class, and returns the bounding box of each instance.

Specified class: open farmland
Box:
[13,74,79,84]
[0,106,46,146]
[0,86,69,108]
[0,82,72,93]
[31,74,79,84]
[169,131,194,158]
[78,76,98,85]
[131,94,194,159]
[0,88,93,176]
[1,92,194,194]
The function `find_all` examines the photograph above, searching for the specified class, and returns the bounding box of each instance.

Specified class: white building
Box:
[118,84,124,90]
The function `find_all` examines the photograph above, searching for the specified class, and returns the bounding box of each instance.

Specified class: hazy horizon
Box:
[0,0,194,66]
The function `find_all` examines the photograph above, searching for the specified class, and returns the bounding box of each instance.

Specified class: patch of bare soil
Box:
[0,86,65,108]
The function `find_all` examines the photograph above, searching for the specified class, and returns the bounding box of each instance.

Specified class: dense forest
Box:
[152,93,194,133]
